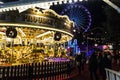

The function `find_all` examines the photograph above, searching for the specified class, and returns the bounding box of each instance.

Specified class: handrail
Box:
[105,68,120,80]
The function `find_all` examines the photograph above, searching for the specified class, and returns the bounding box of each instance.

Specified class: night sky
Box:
[50,1,120,46]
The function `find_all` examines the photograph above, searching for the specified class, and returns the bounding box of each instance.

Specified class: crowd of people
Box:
[75,49,120,80]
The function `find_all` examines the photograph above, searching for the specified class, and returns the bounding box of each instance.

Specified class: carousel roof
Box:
[0,8,74,45]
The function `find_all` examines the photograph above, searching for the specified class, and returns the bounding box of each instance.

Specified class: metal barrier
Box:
[0,61,72,80]
[105,68,120,80]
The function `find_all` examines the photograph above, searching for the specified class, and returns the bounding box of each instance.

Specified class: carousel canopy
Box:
[0,8,74,45]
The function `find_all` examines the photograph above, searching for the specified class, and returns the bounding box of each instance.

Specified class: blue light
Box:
[61,4,92,32]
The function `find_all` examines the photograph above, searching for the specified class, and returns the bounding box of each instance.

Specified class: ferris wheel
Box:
[61,4,92,32]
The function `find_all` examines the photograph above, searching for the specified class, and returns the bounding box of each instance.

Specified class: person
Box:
[106,52,112,69]
[98,51,106,80]
[75,53,86,74]
[88,51,99,80]
[67,59,72,76]
[81,52,86,70]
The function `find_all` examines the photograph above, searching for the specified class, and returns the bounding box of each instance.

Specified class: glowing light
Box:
[43,2,48,6]
[0,32,5,35]
[94,44,98,47]
[58,1,62,4]
[73,29,76,32]
[40,37,53,43]
[74,0,78,2]
[63,0,67,4]
[103,45,108,49]
[13,7,17,10]
[54,1,57,5]
[69,0,72,3]
[27,5,31,8]
[6,38,13,42]
[79,0,83,1]
[1,27,6,30]
[9,8,13,11]
[39,3,50,9]
[36,31,51,38]
[2,36,6,39]
[0,1,4,4]
[108,45,113,49]
[18,6,28,13]
[18,28,26,37]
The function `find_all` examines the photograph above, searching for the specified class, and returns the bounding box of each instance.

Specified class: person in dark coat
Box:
[98,51,106,80]
[88,51,99,80]
[106,52,112,69]
[75,54,83,74]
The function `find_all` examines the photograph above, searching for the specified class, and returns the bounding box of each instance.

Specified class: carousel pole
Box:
[34,29,37,62]
[10,38,14,63]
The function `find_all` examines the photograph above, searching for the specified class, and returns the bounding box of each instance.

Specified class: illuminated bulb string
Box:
[0,0,86,12]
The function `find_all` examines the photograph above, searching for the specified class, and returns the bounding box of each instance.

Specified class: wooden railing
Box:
[105,68,120,80]
[0,61,72,80]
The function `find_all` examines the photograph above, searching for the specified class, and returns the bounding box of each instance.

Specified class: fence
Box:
[105,68,120,80]
[0,61,72,80]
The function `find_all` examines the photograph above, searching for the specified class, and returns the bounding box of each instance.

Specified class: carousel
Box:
[0,0,76,79]
[0,7,74,64]
[0,7,74,80]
